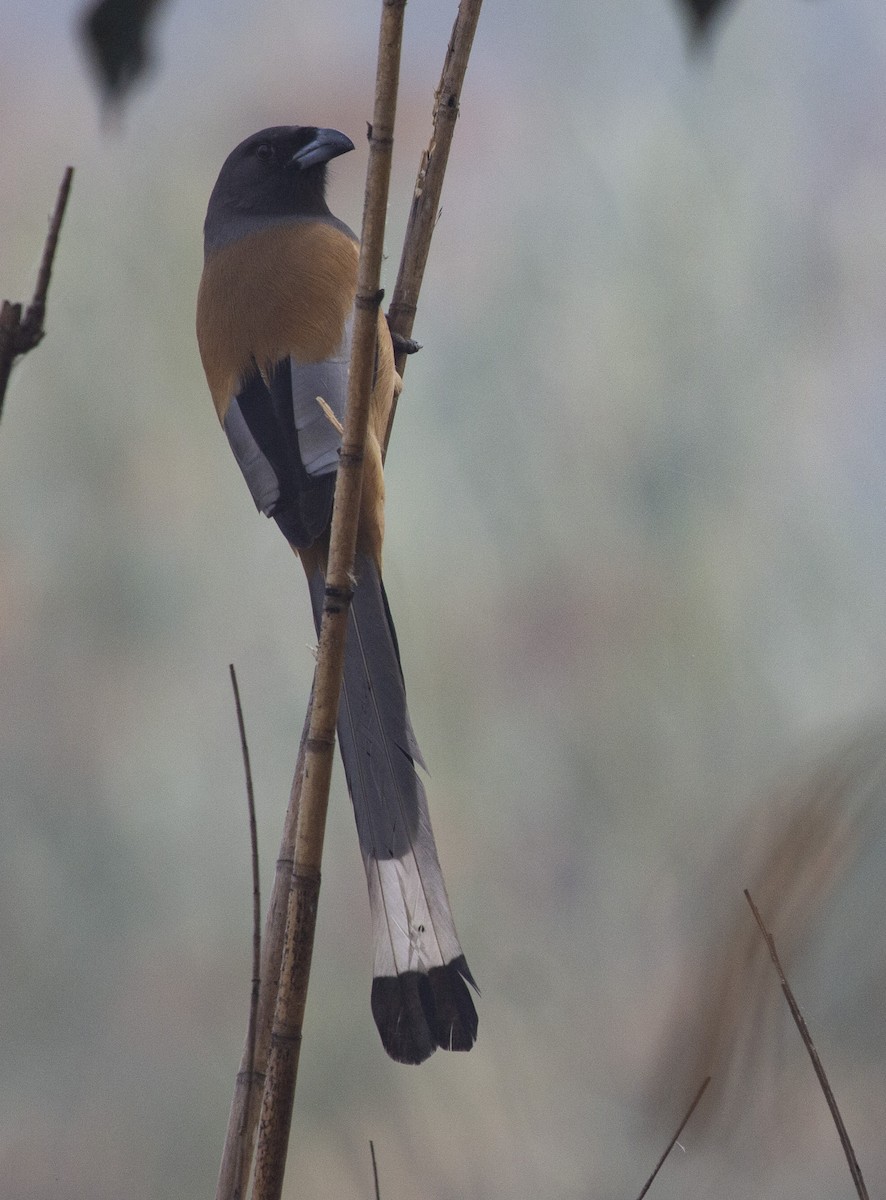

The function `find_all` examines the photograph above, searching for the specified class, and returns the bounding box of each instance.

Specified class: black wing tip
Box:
[371,957,479,1065]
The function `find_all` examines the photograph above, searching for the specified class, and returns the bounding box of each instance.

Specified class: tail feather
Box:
[372,956,477,1065]
[308,553,478,1064]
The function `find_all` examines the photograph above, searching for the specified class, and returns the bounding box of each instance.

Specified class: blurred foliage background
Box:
[2,1,886,1196]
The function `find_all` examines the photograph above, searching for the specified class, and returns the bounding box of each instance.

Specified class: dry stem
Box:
[248,5,406,1198]
[635,1077,710,1200]
[744,889,869,1200]
[383,0,484,456]
[216,667,262,1198]
[370,1141,381,1200]
[0,167,74,419]
[214,707,309,1200]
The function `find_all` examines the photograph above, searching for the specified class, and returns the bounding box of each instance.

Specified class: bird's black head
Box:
[204,126,355,251]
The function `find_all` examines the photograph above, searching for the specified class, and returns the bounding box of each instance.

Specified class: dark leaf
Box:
[676,0,736,40]
[80,0,167,110]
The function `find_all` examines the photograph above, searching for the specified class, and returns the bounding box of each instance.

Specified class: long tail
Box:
[307,552,478,1064]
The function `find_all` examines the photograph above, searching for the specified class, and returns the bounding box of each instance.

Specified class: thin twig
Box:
[383,0,484,456]
[214,704,310,1200]
[370,1140,381,1200]
[744,889,869,1200]
[249,5,407,1198]
[216,665,263,1200]
[0,166,74,418]
[228,666,261,1131]
[635,1076,710,1200]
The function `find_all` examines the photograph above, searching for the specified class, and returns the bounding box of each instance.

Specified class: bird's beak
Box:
[289,128,355,170]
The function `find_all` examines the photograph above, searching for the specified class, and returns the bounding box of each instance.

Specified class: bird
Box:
[196,126,478,1064]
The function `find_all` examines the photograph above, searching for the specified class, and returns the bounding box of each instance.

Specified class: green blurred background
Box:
[2,1,886,1196]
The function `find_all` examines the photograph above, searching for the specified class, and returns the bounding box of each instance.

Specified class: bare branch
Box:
[215,703,309,1200]
[744,889,869,1200]
[223,665,262,1195]
[635,1076,710,1200]
[370,1140,381,1200]
[0,167,74,419]
[383,0,484,456]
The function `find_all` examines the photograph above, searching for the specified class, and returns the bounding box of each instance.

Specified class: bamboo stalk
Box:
[214,705,309,1200]
[216,3,486,1194]
[249,6,407,1198]
[383,0,484,455]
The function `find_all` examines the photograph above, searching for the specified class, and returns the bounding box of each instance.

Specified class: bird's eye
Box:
[255,143,274,161]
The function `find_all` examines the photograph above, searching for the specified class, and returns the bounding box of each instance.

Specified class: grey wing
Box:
[289,311,353,475]
[220,314,353,548]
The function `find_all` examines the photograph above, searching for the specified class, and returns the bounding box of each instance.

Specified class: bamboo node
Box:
[355,288,385,311]
[324,582,354,605]
[305,734,335,754]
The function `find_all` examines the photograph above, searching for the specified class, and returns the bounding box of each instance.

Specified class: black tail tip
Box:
[371,956,479,1065]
